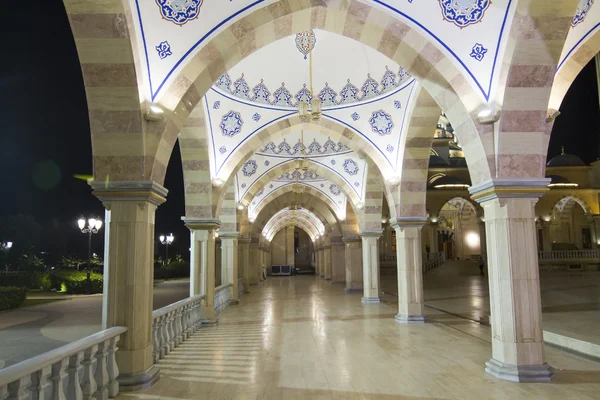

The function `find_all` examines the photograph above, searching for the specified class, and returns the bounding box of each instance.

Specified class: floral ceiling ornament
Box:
[219,145,227,154]
[470,43,488,61]
[438,0,491,28]
[155,41,172,59]
[155,0,203,26]
[242,160,258,177]
[295,30,317,59]
[369,110,394,136]
[220,111,244,137]
[343,159,360,176]
[258,139,350,156]
[572,0,594,26]
[330,184,342,196]
[277,170,320,181]
[215,67,412,108]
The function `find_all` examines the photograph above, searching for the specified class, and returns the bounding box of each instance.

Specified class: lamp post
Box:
[159,233,174,267]
[78,216,102,294]
[2,242,12,274]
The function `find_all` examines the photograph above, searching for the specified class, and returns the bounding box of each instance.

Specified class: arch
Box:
[553,195,593,218]
[551,24,600,110]
[428,195,481,221]
[242,160,362,210]
[147,1,493,187]
[251,191,343,238]
[262,208,325,241]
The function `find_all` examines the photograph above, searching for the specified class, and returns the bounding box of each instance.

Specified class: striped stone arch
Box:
[358,158,384,232]
[63,0,496,188]
[488,0,579,179]
[261,209,325,241]
[217,181,237,232]
[430,196,481,220]
[216,115,390,184]
[251,190,343,238]
[241,161,362,211]
[551,29,600,110]
[552,195,593,221]
[343,202,360,239]
[386,86,441,220]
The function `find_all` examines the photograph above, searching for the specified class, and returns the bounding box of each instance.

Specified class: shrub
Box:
[0,273,31,288]
[0,286,27,311]
[59,271,103,294]
[166,261,189,278]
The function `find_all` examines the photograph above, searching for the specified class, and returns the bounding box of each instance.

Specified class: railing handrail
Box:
[538,249,600,259]
[152,294,206,319]
[215,283,233,292]
[0,326,126,387]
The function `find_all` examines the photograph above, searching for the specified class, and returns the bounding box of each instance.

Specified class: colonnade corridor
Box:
[120,276,600,400]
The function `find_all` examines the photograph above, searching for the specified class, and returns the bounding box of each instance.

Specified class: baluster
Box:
[94,340,109,400]
[80,345,98,399]
[183,304,191,340]
[175,308,183,346]
[167,311,176,351]
[152,317,160,364]
[106,336,121,398]
[6,375,31,400]
[160,315,169,358]
[66,351,84,400]
[50,358,69,400]
[29,365,52,400]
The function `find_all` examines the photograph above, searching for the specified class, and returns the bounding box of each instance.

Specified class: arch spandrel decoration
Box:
[130,2,513,102]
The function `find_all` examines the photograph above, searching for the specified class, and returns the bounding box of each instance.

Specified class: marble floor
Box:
[121,276,600,400]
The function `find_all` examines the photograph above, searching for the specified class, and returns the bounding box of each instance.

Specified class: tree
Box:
[0,214,42,271]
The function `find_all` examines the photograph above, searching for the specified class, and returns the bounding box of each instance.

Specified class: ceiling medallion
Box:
[156,0,203,26]
[295,30,317,59]
[438,0,491,28]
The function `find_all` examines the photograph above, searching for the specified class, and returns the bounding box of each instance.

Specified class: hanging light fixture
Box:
[297,30,321,122]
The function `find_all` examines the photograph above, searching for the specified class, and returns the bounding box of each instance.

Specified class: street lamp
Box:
[78,216,102,294]
[2,242,12,273]
[159,233,174,266]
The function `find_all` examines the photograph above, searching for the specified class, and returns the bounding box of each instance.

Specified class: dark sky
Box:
[1,1,598,256]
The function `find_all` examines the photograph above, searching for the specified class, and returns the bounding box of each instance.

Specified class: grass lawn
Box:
[21,298,66,307]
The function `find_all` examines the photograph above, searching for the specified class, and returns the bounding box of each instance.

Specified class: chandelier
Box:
[297,30,322,122]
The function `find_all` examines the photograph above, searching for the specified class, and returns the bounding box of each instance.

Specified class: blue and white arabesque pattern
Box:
[155,41,172,59]
[330,184,342,196]
[242,160,258,177]
[439,0,491,28]
[470,43,487,61]
[219,111,243,137]
[369,110,394,136]
[572,0,594,27]
[258,139,350,156]
[295,30,316,59]
[155,0,203,26]
[276,170,321,181]
[215,66,412,108]
[343,159,359,176]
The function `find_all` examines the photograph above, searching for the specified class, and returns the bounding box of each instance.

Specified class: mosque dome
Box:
[547,147,586,167]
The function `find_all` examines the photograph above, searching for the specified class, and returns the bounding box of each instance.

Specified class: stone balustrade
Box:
[0,327,126,400]
[214,283,233,315]
[237,278,245,298]
[152,294,205,363]
[538,249,600,260]
[423,252,445,274]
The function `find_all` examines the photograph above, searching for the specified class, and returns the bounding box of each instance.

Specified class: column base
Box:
[229,299,240,305]
[117,365,160,392]
[200,319,219,327]
[344,287,362,293]
[485,359,555,382]
[395,314,427,324]
[361,297,382,303]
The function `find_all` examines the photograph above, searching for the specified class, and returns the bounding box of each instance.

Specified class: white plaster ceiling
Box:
[131,0,515,103]
[558,1,599,72]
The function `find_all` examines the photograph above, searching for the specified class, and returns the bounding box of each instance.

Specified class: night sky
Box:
[1,1,599,257]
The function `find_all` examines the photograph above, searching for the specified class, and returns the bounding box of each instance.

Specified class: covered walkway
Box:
[121,276,600,400]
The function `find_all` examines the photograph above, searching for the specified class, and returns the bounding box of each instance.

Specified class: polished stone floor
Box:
[121,276,600,400]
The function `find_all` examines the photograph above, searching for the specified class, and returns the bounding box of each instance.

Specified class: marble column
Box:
[360,231,382,303]
[315,247,321,277]
[470,179,554,382]
[323,245,332,280]
[184,219,219,322]
[238,238,251,293]
[477,219,487,260]
[331,240,345,283]
[220,232,239,303]
[249,242,259,285]
[590,215,600,249]
[429,221,439,254]
[93,181,166,391]
[391,218,427,323]
[343,237,363,291]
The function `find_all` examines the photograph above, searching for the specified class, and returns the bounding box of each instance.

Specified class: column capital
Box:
[182,218,220,230]
[219,232,240,239]
[359,230,383,238]
[469,178,550,204]
[390,217,428,229]
[90,180,168,206]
